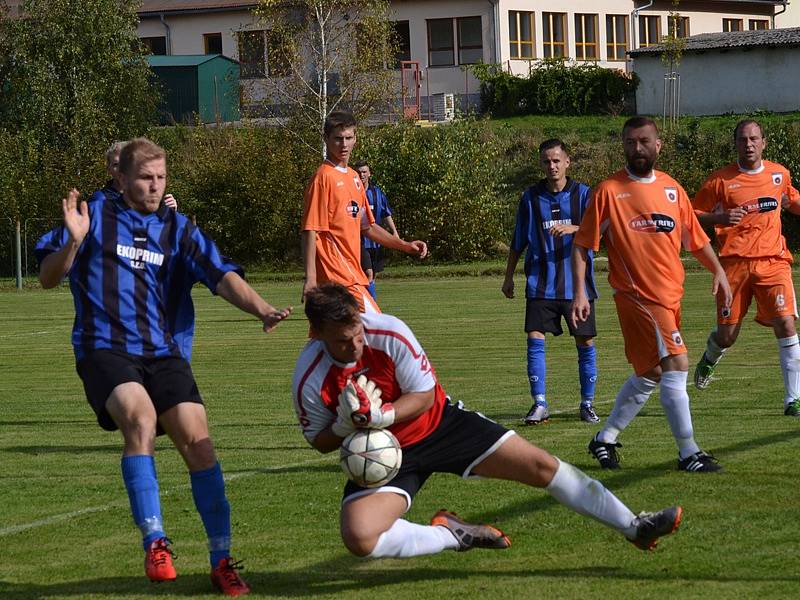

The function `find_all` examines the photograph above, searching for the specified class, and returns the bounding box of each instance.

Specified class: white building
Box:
[136,1,792,115]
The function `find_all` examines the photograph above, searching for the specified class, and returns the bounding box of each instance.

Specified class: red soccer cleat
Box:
[211,557,251,597]
[145,537,176,582]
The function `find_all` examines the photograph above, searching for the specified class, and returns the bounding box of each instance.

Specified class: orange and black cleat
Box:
[431,509,511,552]
[211,557,251,597]
[629,506,683,551]
[145,537,176,582]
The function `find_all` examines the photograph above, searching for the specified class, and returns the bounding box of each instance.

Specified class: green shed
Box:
[147,54,240,124]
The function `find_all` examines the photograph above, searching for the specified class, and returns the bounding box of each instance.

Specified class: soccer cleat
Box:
[588,437,622,469]
[677,451,723,473]
[693,354,716,390]
[523,403,550,425]
[579,404,600,423]
[145,537,176,582]
[211,557,251,597]
[431,509,511,552]
[785,400,800,416]
[629,506,683,551]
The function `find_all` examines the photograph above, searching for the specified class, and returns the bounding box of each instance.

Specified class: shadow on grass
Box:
[1,558,797,598]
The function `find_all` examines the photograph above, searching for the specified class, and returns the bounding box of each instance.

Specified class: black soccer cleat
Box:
[677,451,722,473]
[588,436,622,469]
[629,506,683,551]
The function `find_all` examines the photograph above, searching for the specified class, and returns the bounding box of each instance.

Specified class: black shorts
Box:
[342,399,514,508]
[360,242,373,273]
[366,247,385,273]
[76,348,203,433]
[525,298,596,337]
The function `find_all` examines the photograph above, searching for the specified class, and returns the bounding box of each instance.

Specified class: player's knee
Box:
[341,529,378,557]
[180,437,217,471]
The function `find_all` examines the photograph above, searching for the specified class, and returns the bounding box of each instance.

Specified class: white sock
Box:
[597,375,657,443]
[704,331,727,364]
[777,335,800,405]
[659,370,700,459]
[546,459,637,537]
[368,518,458,558]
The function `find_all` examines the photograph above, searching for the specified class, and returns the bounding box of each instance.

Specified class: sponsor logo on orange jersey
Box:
[628,213,676,234]
[346,200,360,218]
[741,197,779,214]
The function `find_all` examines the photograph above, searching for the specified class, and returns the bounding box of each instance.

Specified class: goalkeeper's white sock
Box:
[546,459,637,537]
[597,375,657,443]
[777,335,800,405]
[368,518,458,558]
[659,370,700,459]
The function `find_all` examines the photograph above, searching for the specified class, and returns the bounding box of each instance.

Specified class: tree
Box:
[0,0,158,217]
[250,0,399,155]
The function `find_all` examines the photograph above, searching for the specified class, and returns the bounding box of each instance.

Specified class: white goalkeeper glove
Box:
[331,382,360,438]
[339,375,396,430]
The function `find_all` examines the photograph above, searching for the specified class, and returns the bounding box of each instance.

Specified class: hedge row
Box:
[3,116,800,276]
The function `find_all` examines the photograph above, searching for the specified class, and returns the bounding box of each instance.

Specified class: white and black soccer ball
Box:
[340,429,402,488]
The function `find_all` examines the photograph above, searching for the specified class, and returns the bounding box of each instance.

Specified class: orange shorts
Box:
[614,293,687,376]
[348,283,381,314]
[719,258,797,326]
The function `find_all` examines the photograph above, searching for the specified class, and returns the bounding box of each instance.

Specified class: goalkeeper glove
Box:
[349,374,395,428]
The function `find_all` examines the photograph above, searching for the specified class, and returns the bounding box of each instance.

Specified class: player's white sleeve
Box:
[365,314,437,394]
[292,344,336,444]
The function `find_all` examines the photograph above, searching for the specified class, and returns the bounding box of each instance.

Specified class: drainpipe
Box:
[773,1,788,28]
[629,0,655,72]
[159,13,172,55]
[486,0,500,65]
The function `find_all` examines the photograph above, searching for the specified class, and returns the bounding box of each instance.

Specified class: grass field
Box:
[2,273,798,599]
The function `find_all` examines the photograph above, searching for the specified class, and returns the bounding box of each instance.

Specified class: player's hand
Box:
[501,278,514,299]
[163,193,178,211]
[549,224,579,237]
[570,296,590,329]
[347,375,395,428]
[332,389,358,438]
[301,277,316,304]
[711,270,732,311]
[409,240,428,259]
[722,207,747,226]
[62,188,89,246]
[261,305,293,333]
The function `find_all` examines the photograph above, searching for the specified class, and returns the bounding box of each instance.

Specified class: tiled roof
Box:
[138,1,258,15]
[629,27,800,56]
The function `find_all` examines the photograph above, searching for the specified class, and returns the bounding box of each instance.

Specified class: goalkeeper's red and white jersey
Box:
[292,312,446,447]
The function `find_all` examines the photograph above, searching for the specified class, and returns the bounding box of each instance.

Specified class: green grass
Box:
[2,274,799,599]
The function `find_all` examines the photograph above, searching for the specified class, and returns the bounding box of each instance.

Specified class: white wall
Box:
[633,47,800,115]
[138,10,261,57]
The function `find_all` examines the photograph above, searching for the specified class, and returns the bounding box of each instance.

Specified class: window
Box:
[509,10,535,59]
[749,19,769,30]
[668,16,689,38]
[238,30,265,78]
[457,16,483,64]
[393,21,411,67]
[141,36,166,55]
[723,18,743,32]
[574,14,598,60]
[542,12,567,58]
[427,18,454,66]
[606,14,628,61]
[638,15,661,47]
[204,33,223,55]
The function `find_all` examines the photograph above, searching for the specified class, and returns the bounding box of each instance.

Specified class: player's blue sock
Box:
[527,337,547,406]
[190,462,231,567]
[368,280,377,299]
[121,455,166,551]
[577,345,598,405]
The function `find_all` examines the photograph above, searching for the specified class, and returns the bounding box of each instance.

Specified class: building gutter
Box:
[629,0,655,72]
[159,13,172,55]
[773,1,788,28]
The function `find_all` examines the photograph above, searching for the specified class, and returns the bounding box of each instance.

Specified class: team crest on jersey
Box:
[671,330,683,346]
[628,213,675,234]
[346,200,360,218]
[772,173,783,186]
[664,187,678,203]
[354,176,362,190]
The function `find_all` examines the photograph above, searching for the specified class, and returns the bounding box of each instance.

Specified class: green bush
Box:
[471,60,638,117]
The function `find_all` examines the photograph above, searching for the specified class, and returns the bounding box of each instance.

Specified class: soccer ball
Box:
[340,429,402,488]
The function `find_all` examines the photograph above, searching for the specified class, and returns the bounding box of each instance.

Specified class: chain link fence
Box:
[0,216,60,281]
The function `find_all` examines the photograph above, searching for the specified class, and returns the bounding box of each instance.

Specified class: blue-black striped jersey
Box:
[35,195,243,362]
[510,178,598,300]
[88,180,121,203]
[363,184,393,250]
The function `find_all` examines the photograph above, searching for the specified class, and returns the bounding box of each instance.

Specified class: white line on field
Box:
[0,456,331,538]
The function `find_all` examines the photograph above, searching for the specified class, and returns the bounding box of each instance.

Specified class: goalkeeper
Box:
[292,283,683,558]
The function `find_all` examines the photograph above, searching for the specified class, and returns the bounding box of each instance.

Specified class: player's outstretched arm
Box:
[569,244,591,328]
[691,243,732,309]
[40,189,89,289]
[364,224,428,259]
[215,271,292,333]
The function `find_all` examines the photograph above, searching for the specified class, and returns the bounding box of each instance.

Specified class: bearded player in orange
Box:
[692,120,800,417]
[570,117,732,473]
[301,111,427,312]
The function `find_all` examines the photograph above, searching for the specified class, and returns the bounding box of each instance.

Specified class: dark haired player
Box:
[502,138,600,425]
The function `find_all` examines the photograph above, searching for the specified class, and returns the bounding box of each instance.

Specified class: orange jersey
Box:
[693,160,800,261]
[575,169,709,309]
[302,162,375,287]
